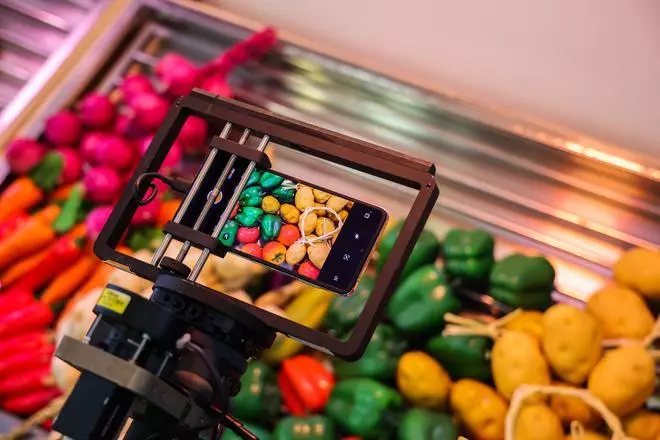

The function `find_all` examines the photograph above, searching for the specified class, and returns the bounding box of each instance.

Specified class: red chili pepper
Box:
[12,232,85,292]
[0,331,52,357]
[0,212,29,242]
[0,365,54,395]
[0,302,54,339]
[0,344,54,377]
[0,288,34,316]
[278,354,335,416]
[2,387,61,415]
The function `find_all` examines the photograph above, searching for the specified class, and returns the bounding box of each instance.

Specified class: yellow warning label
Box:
[97,288,131,314]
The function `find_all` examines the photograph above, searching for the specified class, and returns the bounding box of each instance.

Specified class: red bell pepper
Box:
[278,355,335,416]
[0,212,29,242]
[11,229,85,292]
[2,387,61,415]
[0,344,54,377]
[0,288,34,316]
[0,302,53,339]
[0,331,52,357]
[0,365,54,395]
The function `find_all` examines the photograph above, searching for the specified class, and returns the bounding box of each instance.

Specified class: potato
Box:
[586,284,654,339]
[563,432,608,440]
[300,212,317,235]
[280,204,300,224]
[505,310,544,340]
[623,410,660,440]
[514,403,563,440]
[397,351,451,409]
[450,379,507,440]
[286,242,306,265]
[294,185,315,210]
[542,304,602,384]
[549,383,600,428]
[587,344,655,416]
[326,195,348,212]
[312,188,331,203]
[338,209,349,223]
[308,242,330,268]
[492,331,551,400]
[315,217,336,237]
[614,247,660,299]
[314,202,327,216]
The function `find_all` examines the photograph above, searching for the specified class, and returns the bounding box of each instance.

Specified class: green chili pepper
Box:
[219,220,239,247]
[232,360,281,423]
[398,408,457,440]
[377,221,441,282]
[260,214,282,242]
[273,416,334,440]
[443,229,495,281]
[235,207,263,227]
[52,184,84,234]
[489,253,555,310]
[426,334,492,382]
[333,324,407,380]
[127,228,165,252]
[387,265,461,335]
[28,152,64,192]
[272,186,295,204]
[324,276,374,337]
[239,186,265,207]
[326,378,402,439]
[259,171,285,189]
[247,169,263,187]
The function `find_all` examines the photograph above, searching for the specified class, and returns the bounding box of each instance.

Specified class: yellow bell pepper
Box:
[263,287,334,364]
[614,247,660,299]
[396,351,451,409]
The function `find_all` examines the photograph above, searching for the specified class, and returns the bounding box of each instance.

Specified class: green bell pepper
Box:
[219,220,239,247]
[398,408,457,440]
[235,207,263,227]
[29,152,64,192]
[443,229,495,281]
[489,253,555,310]
[259,171,285,190]
[239,186,266,207]
[376,221,441,282]
[272,186,295,204]
[426,334,492,382]
[52,184,84,234]
[231,360,281,423]
[222,423,271,440]
[247,169,263,187]
[324,276,374,337]
[260,214,282,242]
[333,324,407,380]
[387,265,461,335]
[326,378,402,439]
[272,416,334,440]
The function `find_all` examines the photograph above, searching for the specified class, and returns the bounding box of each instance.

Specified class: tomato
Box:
[277,224,301,247]
[241,243,262,259]
[298,261,320,279]
[263,241,287,265]
[237,226,260,243]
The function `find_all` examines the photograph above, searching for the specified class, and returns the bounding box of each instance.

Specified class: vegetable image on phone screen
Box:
[224,171,352,280]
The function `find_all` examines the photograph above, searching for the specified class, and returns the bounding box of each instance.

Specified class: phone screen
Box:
[180,151,387,295]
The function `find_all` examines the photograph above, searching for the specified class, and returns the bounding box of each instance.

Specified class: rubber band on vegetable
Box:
[603,315,660,349]
[297,206,343,246]
[505,385,638,440]
[442,309,523,339]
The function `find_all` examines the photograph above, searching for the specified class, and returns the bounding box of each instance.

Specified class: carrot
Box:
[40,253,99,306]
[0,248,50,288]
[157,199,181,226]
[0,177,43,222]
[33,205,61,225]
[49,183,74,202]
[0,216,56,271]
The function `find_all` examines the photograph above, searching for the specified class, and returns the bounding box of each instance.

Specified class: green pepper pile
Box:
[225,221,558,440]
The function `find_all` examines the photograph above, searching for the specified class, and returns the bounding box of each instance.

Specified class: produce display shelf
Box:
[0,0,110,135]
[10,0,660,302]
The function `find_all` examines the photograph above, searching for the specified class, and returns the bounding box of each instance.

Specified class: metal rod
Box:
[130,334,151,363]
[151,122,233,266]
[188,135,271,281]
[175,128,251,263]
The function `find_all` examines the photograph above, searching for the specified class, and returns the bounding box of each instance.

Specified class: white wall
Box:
[214,0,660,157]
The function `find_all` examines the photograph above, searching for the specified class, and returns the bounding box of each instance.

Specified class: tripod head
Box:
[53,90,438,439]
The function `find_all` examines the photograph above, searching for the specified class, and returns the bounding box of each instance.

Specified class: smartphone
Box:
[180,153,387,295]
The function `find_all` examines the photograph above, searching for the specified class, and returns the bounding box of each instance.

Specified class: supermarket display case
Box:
[4,0,660,306]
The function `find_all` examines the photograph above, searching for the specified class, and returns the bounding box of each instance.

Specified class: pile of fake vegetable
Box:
[16,220,658,440]
[0,27,278,427]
